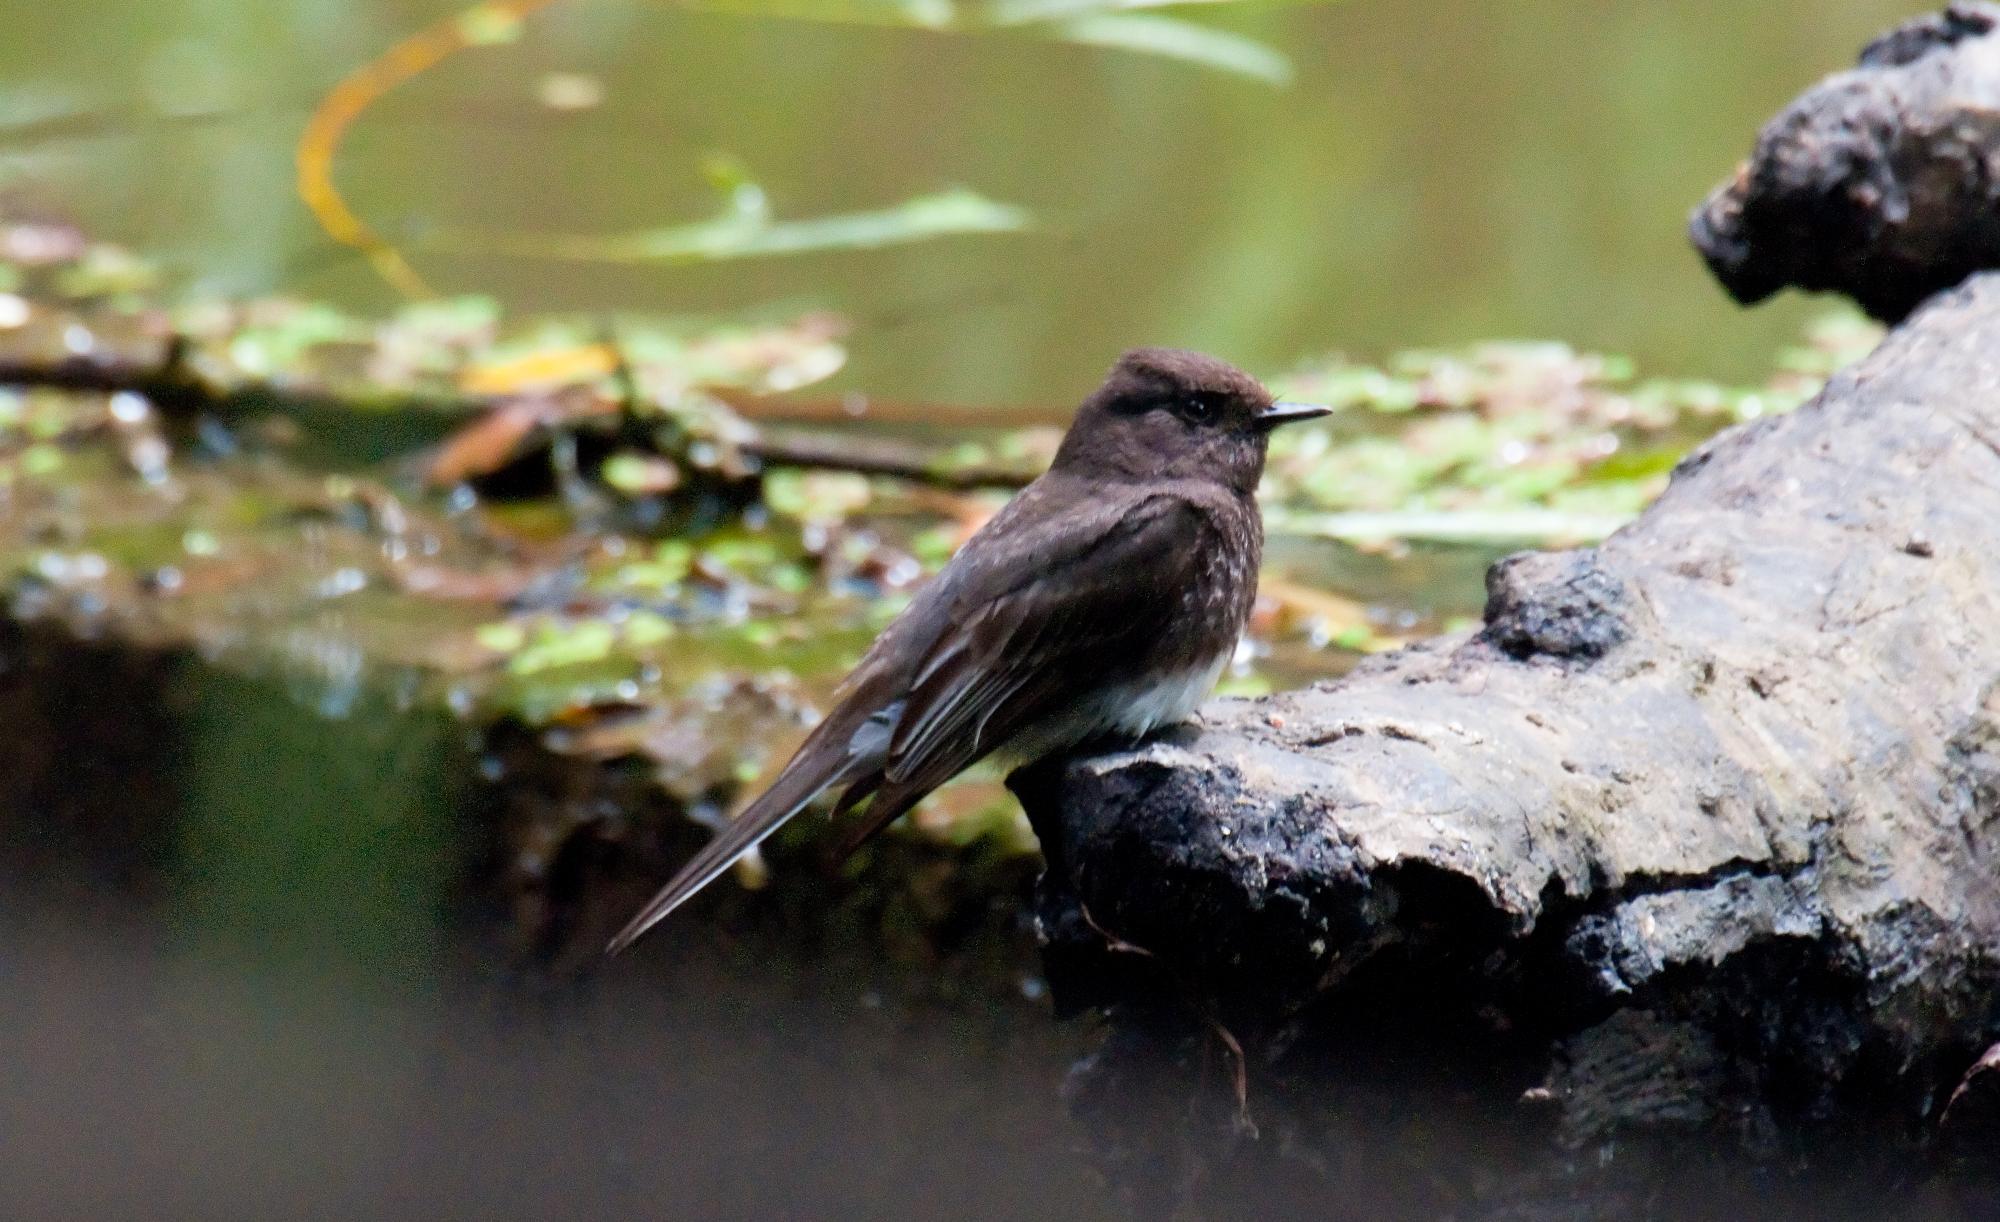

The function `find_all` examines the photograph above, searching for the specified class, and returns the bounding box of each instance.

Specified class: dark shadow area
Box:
[0,624,1108,1221]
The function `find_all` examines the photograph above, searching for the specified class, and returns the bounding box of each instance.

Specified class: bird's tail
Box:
[605,746,872,954]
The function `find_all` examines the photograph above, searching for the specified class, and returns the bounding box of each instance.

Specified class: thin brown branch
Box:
[0,351,1039,491]
[747,429,1033,490]
[708,386,1069,430]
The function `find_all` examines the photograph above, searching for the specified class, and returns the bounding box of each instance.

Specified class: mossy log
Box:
[1022,272,2000,1129]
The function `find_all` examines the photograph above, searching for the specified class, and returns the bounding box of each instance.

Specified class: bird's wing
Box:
[607,483,1209,952]
[878,491,1207,799]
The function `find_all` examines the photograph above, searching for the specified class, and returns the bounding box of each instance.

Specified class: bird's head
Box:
[1052,348,1328,494]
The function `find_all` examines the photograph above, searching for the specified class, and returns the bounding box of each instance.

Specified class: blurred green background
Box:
[0,0,1915,405]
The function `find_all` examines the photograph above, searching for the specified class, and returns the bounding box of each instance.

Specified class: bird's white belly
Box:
[1002,650,1230,764]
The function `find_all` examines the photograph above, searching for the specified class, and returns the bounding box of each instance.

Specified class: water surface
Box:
[0,0,1916,403]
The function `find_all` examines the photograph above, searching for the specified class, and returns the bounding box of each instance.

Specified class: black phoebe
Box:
[608,348,1327,952]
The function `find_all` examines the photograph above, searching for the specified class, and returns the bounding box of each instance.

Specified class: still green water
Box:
[1,0,1915,406]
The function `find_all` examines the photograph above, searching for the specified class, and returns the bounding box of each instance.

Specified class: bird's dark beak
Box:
[1254,400,1332,431]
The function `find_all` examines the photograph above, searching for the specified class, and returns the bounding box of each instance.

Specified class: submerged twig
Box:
[296,0,563,298]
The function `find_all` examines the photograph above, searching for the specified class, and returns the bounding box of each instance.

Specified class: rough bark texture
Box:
[1690,2,2000,322]
[1025,272,2000,1126]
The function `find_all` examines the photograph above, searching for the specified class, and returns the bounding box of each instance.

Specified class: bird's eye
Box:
[1179,395,1219,426]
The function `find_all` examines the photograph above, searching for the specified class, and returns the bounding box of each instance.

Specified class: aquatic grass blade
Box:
[1038,12,1293,84]
[424,188,1032,265]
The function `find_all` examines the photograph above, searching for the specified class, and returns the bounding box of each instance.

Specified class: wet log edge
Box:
[1022,272,2000,1136]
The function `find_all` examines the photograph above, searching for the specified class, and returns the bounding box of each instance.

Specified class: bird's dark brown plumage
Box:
[607,348,1325,952]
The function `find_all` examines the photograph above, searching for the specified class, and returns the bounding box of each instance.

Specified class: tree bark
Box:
[1024,272,2000,1125]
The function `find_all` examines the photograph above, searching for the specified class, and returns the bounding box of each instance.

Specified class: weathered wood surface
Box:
[1025,271,2000,1123]
[1691,2,2000,321]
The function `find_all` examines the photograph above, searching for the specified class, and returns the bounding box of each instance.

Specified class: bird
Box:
[607,348,1327,953]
